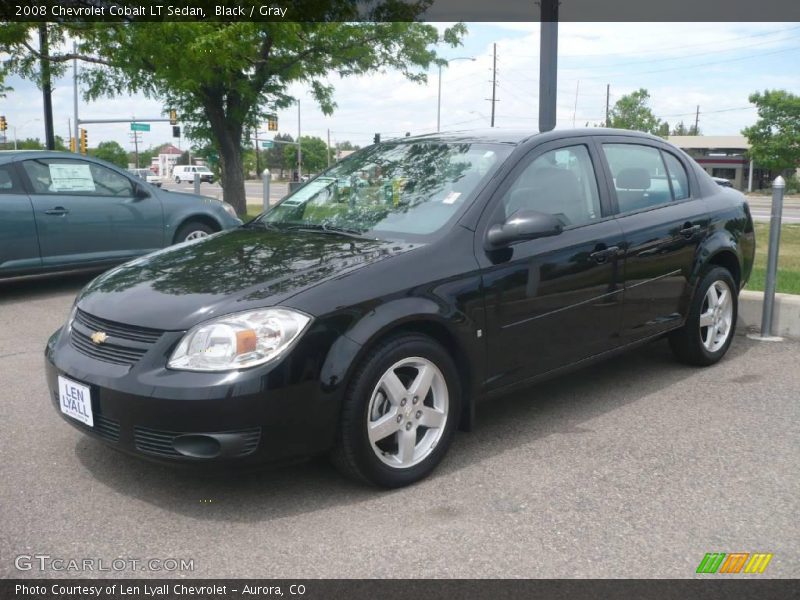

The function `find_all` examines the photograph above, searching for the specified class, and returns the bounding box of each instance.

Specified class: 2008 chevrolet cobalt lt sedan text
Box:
[46,129,755,487]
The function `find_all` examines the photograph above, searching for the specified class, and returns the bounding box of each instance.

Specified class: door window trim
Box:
[18,157,137,198]
[476,137,615,242]
[591,136,700,217]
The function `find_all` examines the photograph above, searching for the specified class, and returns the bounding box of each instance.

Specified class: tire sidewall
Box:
[175,222,214,244]
[346,336,461,488]
[688,267,738,364]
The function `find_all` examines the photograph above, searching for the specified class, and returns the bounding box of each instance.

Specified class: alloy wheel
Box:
[367,356,448,469]
[184,230,210,241]
[699,279,733,352]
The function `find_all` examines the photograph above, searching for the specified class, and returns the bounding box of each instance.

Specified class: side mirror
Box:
[485,209,563,249]
[134,183,151,199]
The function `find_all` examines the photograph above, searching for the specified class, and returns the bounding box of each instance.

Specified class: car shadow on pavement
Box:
[74,336,754,523]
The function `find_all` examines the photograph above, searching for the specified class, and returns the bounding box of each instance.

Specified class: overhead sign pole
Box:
[538,0,559,133]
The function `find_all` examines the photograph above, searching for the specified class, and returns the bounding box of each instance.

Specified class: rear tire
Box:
[669,266,737,366]
[331,334,461,488]
[174,221,215,244]
[175,176,181,184]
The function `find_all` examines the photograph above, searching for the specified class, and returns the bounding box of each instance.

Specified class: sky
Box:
[2,22,799,152]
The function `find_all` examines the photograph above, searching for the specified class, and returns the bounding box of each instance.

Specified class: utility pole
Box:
[538,0,559,133]
[296,100,302,180]
[73,42,79,149]
[39,24,55,150]
[327,128,331,168]
[254,127,261,175]
[572,80,580,127]
[694,105,700,135]
[489,43,498,127]
[605,84,610,127]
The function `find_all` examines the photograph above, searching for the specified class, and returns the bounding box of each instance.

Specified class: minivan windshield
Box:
[255,141,511,240]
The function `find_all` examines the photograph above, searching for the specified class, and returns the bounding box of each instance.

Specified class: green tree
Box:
[1,15,465,215]
[265,133,294,178]
[91,140,128,168]
[742,89,800,173]
[283,135,332,175]
[608,88,666,136]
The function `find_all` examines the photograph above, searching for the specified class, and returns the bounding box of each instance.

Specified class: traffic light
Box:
[267,116,278,131]
[169,109,177,125]
[373,133,381,144]
[69,137,76,152]
[0,115,6,132]
[79,128,87,155]
[172,126,180,138]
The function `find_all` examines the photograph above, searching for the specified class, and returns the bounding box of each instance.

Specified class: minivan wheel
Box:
[669,266,737,366]
[331,334,461,488]
[174,221,215,244]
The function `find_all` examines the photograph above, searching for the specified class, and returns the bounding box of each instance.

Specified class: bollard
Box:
[760,175,785,338]
[193,172,200,195]
[262,168,271,211]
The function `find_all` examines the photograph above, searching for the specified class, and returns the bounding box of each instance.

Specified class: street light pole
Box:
[436,56,475,132]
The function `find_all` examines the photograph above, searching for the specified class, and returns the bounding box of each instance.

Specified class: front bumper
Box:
[44,323,342,465]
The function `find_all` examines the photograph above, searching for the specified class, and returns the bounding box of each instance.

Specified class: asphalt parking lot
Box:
[1,274,797,579]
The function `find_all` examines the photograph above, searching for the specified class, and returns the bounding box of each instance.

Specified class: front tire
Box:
[174,221,215,244]
[331,334,461,488]
[669,266,737,366]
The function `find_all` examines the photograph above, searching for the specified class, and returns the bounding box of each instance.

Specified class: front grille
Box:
[134,426,261,458]
[54,391,120,442]
[69,309,163,366]
[74,309,162,344]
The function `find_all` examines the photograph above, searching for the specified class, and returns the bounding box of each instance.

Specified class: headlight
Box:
[221,202,238,218]
[167,308,311,372]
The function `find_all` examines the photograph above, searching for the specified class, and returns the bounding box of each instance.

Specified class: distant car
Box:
[128,167,162,187]
[43,129,754,488]
[712,176,733,188]
[173,165,215,184]
[0,151,241,280]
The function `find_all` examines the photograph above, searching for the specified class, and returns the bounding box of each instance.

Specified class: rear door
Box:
[0,162,41,276]
[20,156,165,268]
[595,138,709,342]
[476,138,626,390]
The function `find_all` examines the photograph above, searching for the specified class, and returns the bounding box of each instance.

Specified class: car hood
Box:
[77,228,420,331]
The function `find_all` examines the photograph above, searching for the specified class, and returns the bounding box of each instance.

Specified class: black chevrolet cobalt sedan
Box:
[46,129,755,487]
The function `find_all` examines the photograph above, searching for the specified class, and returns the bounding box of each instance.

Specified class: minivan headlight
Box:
[167,308,312,372]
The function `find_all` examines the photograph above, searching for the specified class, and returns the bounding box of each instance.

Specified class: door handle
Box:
[679,223,701,238]
[590,245,620,264]
[44,207,69,216]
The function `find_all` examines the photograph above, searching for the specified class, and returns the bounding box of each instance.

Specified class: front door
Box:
[596,140,709,341]
[476,140,626,392]
[20,157,164,268]
[0,162,41,276]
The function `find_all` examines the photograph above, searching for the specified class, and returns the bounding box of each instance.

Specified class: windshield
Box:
[256,141,510,240]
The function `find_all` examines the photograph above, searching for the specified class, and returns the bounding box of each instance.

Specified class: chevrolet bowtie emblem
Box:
[90,331,108,345]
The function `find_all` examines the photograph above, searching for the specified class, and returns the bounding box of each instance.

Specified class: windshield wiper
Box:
[282,223,374,240]
[241,219,280,231]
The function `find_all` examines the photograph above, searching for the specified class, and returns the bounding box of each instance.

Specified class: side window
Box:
[602,144,672,213]
[500,144,601,228]
[0,164,22,194]
[662,151,690,200]
[21,159,133,197]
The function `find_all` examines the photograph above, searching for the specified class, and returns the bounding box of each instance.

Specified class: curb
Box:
[738,290,800,339]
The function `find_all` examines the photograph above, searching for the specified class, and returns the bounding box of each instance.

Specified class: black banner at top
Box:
[1,0,800,22]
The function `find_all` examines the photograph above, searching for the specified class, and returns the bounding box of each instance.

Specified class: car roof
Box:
[386,127,666,147]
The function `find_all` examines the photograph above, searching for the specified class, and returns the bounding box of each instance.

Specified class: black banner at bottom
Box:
[3,579,798,600]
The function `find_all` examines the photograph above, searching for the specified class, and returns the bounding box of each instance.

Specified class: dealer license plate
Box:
[58,375,94,427]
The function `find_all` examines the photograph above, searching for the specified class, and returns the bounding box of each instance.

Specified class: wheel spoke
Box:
[380,370,407,406]
[706,284,719,308]
[397,428,416,465]
[717,288,729,310]
[419,406,446,429]
[699,309,714,328]
[409,363,435,401]
[368,409,400,443]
